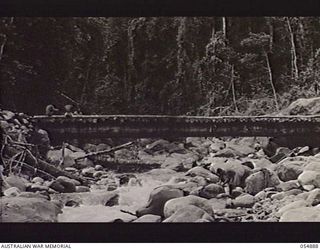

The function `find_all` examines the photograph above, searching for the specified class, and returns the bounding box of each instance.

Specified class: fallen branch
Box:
[14,150,26,173]
[215,213,248,220]
[7,151,24,174]
[4,146,87,184]
[8,159,56,180]
[120,209,137,217]
[9,140,36,148]
[75,142,134,161]
[56,90,80,106]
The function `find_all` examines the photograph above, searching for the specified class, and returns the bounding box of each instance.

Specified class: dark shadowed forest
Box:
[2,17,320,115]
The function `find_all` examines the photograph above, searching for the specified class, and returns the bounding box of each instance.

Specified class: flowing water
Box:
[58,171,182,222]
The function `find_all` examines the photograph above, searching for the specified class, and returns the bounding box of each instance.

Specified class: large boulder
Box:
[114,148,136,161]
[27,183,49,193]
[47,148,94,169]
[208,138,227,153]
[215,208,248,217]
[276,200,309,217]
[1,197,62,222]
[185,139,211,155]
[229,137,269,148]
[165,180,201,194]
[280,207,320,222]
[161,153,199,171]
[145,139,185,154]
[115,173,138,186]
[163,195,213,218]
[58,205,135,223]
[160,156,184,172]
[138,150,168,165]
[247,158,276,171]
[84,143,112,153]
[186,167,219,183]
[81,167,96,177]
[163,205,214,223]
[144,169,179,182]
[232,194,256,208]
[304,161,320,172]
[50,190,119,206]
[49,176,76,193]
[199,184,225,199]
[201,156,231,166]
[18,192,50,200]
[136,186,184,217]
[269,147,293,163]
[3,187,21,197]
[275,161,305,182]
[209,198,228,210]
[32,177,44,185]
[133,214,162,223]
[83,143,99,152]
[185,137,212,148]
[145,139,171,153]
[276,180,300,192]
[306,188,320,206]
[76,186,90,193]
[224,141,256,157]
[213,147,247,158]
[96,143,113,151]
[284,188,303,197]
[4,175,28,191]
[298,171,320,188]
[280,97,320,115]
[245,168,280,195]
[166,176,190,185]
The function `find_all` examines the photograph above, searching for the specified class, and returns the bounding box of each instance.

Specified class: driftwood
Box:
[9,159,56,179]
[75,142,134,161]
[4,145,87,184]
[56,90,80,106]
[120,209,137,217]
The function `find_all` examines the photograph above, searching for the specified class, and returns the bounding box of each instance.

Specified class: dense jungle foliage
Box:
[1,17,320,115]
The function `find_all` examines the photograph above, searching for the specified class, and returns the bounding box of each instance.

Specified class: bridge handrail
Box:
[32,114,320,119]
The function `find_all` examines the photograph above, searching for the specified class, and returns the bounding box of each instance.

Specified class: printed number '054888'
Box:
[300,244,319,248]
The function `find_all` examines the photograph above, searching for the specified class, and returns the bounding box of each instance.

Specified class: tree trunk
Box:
[267,17,274,51]
[230,64,239,112]
[80,58,93,107]
[0,17,14,63]
[176,17,188,108]
[222,17,227,41]
[286,17,299,80]
[297,18,306,66]
[264,51,279,111]
[0,34,7,62]
[211,18,216,40]
[208,20,216,74]
[127,19,137,106]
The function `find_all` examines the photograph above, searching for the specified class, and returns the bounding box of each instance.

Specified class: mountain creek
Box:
[3,97,320,222]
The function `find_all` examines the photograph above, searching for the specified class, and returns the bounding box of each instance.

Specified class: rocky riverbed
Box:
[2,97,320,222]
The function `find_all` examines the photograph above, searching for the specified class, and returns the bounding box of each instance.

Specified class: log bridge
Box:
[31,115,320,145]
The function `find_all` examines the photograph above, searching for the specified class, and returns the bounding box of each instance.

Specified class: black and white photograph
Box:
[2,14,320,235]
